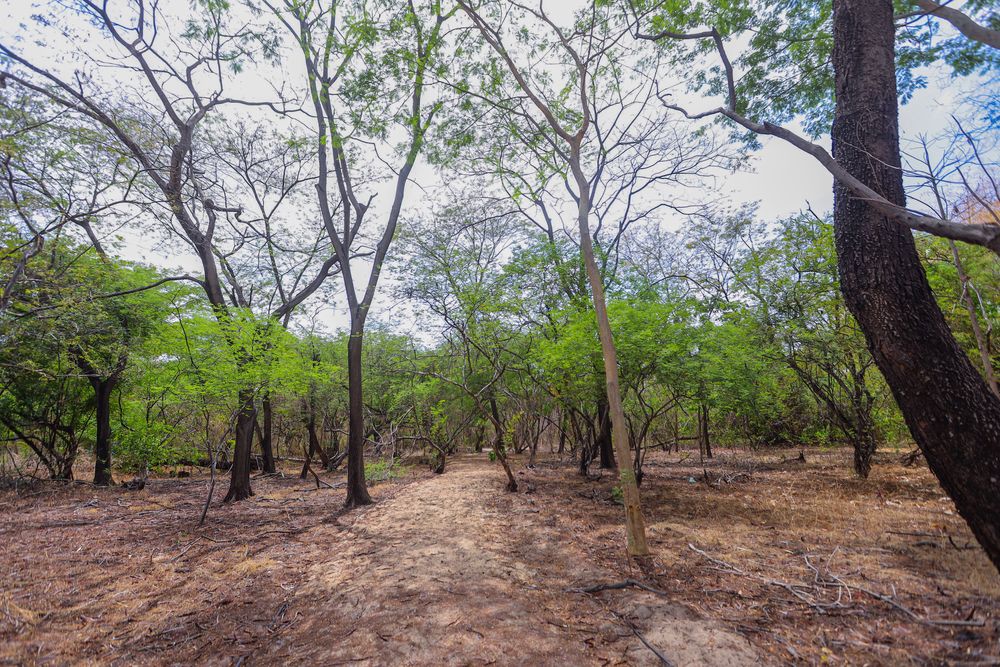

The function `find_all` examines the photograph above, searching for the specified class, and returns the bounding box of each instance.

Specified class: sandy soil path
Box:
[256,455,762,666]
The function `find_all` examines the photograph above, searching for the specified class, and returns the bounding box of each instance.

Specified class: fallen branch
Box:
[687,544,984,627]
[610,609,675,667]
[568,578,670,597]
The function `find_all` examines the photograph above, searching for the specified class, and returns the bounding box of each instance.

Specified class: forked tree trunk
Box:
[698,403,712,462]
[224,389,257,502]
[344,330,372,507]
[326,425,341,470]
[832,0,1000,571]
[489,395,518,491]
[596,399,616,469]
[571,150,650,557]
[301,414,330,479]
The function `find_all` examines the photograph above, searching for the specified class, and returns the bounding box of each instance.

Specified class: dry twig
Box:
[687,544,984,627]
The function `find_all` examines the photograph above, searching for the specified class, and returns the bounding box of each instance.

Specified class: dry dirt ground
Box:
[0,447,998,666]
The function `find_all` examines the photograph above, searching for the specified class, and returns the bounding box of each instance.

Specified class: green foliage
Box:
[634,0,997,138]
[610,484,624,504]
[365,458,408,482]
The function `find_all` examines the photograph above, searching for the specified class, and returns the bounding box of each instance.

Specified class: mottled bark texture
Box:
[832,0,1000,571]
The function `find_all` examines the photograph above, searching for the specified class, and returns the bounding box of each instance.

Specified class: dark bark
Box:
[301,404,330,479]
[699,403,712,461]
[260,395,276,474]
[326,425,341,470]
[832,0,1000,571]
[223,389,256,502]
[72,351,123,486]
[574,410,595,476]
[344,331,372,507]
[474,422,485,453]
[557,410,567,454]
[852,418,878,479]
[596,398,616,469]
[489,394,518,492]
[91,378,115,486]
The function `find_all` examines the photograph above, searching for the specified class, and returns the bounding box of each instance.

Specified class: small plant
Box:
[610,485,624,505]
[365,458,409,482]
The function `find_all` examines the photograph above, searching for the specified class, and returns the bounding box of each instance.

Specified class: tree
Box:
[830,0,1000,569]
[0,236,176,483]
[459,1,651,555]
[265,0,455,507]
[633,0,1000,570]
[743,214,888,476]
[905,129,1000,398]
[398,201,525,489]
[2,1,339,500]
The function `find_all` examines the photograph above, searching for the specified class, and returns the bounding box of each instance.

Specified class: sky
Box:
[1,1,990,335]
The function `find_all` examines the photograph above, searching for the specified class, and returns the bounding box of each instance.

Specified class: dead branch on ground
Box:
[687,543,984,627]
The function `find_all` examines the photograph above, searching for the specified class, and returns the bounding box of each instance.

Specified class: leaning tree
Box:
[631,0,1000,570]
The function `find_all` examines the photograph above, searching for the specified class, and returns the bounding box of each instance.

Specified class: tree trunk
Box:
[91,378,115,486]
[528,425,539,467]
[57,456,74,482]
[557,409,567,454]
[673,410,680,452]
[489,395,518,491]
[577,411,594,476]
[326,422,341,470]
[344,329,372,508]
[473,422,485,453]
[852,417,878,479]
[701,403,712,460]
[596,398,616,469]
[571,148,650,557]
[260,394,276,474]
[223,389,256,502]
[832,0,1000,571]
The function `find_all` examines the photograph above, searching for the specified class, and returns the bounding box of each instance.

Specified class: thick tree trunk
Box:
[57,457,74,482]
[832,0,1000,571]
[344,330,372,508]
[91,379,115,486]
[473,422,485,453]
[596,399,616,469]
[260,395,276,474]
[223,389,256,502]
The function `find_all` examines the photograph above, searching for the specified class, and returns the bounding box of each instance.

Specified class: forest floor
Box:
[0,447,998,666]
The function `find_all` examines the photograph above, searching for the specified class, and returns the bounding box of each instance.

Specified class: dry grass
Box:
[0,446,997,665]
[517,447,1000,664]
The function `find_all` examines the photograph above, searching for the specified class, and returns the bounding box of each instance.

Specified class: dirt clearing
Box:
[1,448,997,665]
